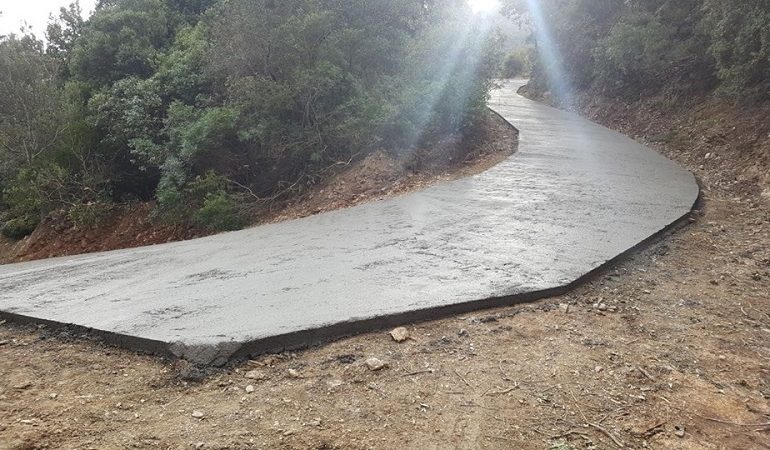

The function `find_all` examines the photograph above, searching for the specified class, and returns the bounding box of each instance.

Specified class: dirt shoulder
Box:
[0,109,518,264]
[1,92,769,450]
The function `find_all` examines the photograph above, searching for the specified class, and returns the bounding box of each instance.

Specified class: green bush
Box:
[525,0,769,100]
[155,170,236,225]
[194,192,247,232]
[1,216,39,239]
[501,49,531,78]
[593,17,671,92]
[704,0,770,100]
[66,202,113,227]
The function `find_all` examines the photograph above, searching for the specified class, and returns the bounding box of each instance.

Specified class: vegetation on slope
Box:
[505,0,770,102]
[0,0,502,237]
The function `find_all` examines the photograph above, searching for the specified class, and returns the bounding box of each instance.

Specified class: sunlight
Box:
[526,0,573,107]
[467,0,501,14]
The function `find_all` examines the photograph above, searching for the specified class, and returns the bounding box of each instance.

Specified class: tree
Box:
[704,0,770,100]
[46,2,85,72]
[0,35,65,175]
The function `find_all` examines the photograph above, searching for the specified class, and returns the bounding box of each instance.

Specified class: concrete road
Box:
[0,80,699,365]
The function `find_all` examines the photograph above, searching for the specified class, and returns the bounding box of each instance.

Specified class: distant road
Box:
[0,79,699,365]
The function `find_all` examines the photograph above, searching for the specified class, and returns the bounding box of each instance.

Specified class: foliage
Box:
[703,0,770,100]
[516,0,768,100]
[194,192,247,232]
[0,0,500,236]
[0,36,65,178]
[66,202,113,227]
[1,216,39,239]
[501,48,531,77]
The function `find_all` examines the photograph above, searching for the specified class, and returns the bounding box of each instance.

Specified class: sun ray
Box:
[467,0,501,15]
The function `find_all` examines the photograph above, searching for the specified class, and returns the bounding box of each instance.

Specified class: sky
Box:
[0,0,97,37]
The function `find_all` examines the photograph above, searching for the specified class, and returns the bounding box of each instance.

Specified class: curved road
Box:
[0,80,699,365]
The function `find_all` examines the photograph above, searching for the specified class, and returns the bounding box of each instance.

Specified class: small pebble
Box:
[365,357,388,371]
[245,370,267,380]
[390,327,410,342]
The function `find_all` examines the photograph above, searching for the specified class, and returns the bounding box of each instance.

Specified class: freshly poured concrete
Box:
[0,80,699,365]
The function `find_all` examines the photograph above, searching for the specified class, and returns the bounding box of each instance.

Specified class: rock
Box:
[365,357,388,371]
[558,303,570,314]
[597,303,608,312]
[49,393,58,399]
[287,369,301,378]
[304,418,322,427]
[245,385,255,393]
[13,382,32,390]
[594,365,604,373]
[326,379,344,388]
[191,410,204,419]
[245,370,267,380]
[458,329,470,337]
[390,327,410,342]
[0,340,10,346]
[674,425,685,437]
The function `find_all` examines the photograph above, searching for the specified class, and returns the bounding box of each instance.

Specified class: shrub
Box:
[593,17,671,93]
[194,192,246,231]
[501,49,530,78]
[155,170,241,228]
[66,202,113,227]
[704,0,770,100]
[1,216,39,239]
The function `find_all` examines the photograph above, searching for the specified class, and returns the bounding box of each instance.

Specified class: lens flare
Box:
[526,0,573,107]
[467,0,501,14]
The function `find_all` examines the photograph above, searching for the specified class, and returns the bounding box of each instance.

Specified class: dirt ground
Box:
[1,93,769,450]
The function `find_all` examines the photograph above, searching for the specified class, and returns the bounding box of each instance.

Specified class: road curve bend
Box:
[0,80,699,365]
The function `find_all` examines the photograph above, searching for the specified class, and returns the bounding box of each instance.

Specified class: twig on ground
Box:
[454,369,474,389]
[401,369,435,377]
[568,388,589,423]
[485,385,518,396]
[552,430,591,439]
[161,395,184,409]
[589,422,625,448]
[634,420,667,438]
[638,366,656,381]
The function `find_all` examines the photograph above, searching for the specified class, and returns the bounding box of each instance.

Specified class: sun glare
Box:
[468,0,501,14]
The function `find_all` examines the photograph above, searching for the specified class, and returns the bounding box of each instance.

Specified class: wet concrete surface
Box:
[0,80,699,365]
